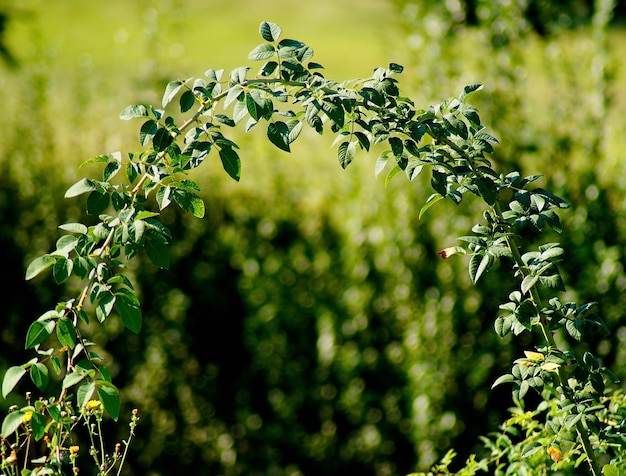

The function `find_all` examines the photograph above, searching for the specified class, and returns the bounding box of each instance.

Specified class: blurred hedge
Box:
[1,2,626,475]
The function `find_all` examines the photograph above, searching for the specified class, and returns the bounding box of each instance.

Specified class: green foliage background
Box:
[1,1,625,474]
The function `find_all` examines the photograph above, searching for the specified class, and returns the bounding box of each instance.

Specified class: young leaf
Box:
[385,165,403,187]
[419,193,443,219]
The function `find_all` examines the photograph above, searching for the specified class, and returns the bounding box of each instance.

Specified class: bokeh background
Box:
[1,1,626,475]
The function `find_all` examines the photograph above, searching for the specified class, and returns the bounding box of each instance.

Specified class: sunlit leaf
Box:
[2,366,27,398]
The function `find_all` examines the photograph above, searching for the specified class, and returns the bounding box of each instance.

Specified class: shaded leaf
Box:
[115,294,142,333]
[30,363,49,392]
[97,382,120,421]
[218,146,241,181]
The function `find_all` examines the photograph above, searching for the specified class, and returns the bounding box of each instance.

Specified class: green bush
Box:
[1,2,625,475]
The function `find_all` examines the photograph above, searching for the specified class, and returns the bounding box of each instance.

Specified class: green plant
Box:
[1,20,624,475]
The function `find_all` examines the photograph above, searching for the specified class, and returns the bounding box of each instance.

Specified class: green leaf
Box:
[233,99,249,125]
[162,80,183,108]
[491,373,514,388]
[86,190,109,216]
[248,43,276,60]
[30,363,49,392]
[388,136,403,158]
[139,119,158,146]
[337,141,356,169]
[246,91,272,121]
[267,121,291,152]
[224,85,244,109]
[375,153,389,178]
[65,178,97,198]
[419,193,444,219]
[385,165,403,187]
[25,318,56,349]
[564,319,583,341]
[25,255,56,280]
[145,236,170,269]
[77,382,96,411]
[173,190,206,218]
[603,464,620,476]
[494,316,512,338]
[469,253,492,284]
[2,366,27,398]
[103,161,121,182]
[431,170,447,196]
[156,186,172,211]
[259,21,282,42]
[179,90,195,113]
[58,222,88,234]
[565,413,582,430]
[153,127,174,152]
[95,292,116,324]
[229,66,250,84]
[218,146,241,181]
[52,257,73,284]
[1,410,26,437]
[539,273,565,291]
[56,317,77,349]
[460,84,483,101]
[119,104,149,120]
[97,382,120,421]
[521,274,539,295]
[520,441,542,458]
[115,294,142,333]
[475,176,498,205]
[62,370,88,389]
[31,412,46,440]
